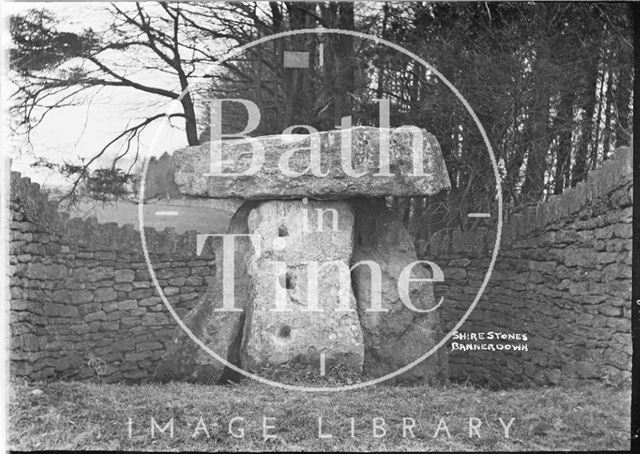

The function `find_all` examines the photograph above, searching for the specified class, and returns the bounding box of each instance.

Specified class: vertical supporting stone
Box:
[351,198,448,384]
[240,200,364,372]
[154,201,258,384]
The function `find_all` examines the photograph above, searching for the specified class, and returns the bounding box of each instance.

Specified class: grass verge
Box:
[8,379,630,451]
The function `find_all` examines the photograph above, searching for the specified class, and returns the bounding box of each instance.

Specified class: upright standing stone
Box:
[351,198,448,384]
[154,202,257,384]
[156,126,451,384]
[240,200,364,372]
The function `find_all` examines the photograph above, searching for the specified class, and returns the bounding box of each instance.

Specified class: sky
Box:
[3,1,190,190]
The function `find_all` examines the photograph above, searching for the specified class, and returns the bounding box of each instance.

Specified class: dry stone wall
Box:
[9,172,215,383]
[420,146,632,388]
[8,145,632,388]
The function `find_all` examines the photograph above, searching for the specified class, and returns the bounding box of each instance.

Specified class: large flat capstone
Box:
[155,126,452,385]
[173,126,450,199]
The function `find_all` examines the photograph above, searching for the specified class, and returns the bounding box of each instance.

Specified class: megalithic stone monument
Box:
[155,126,451,384]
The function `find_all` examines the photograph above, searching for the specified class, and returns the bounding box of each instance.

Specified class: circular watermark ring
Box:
[138,28,503,392]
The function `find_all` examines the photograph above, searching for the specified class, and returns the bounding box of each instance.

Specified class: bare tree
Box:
[9,1,633,214]
[10,2,360,200]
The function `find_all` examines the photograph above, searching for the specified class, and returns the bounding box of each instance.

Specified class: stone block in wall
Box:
[103,300,137,313]
[446,268,467,281]
[122,369,148,381]
[605,350,631,370]
[94,288,117,303]
[449,258,471,267]
[128,307,147,317]
[51,290,71,303]
[132,281,151,289]
[125,351,153,362]
[612,332,631,350]
[605,280,630,298]
[184,276,203,287]
[606,318,630,334]
[603,207,629,225]
[610,184,633,208]
[68,289,93,304]
[87,267,115,281]
[608,296,629,309]
[593,225,615,239]
[596,251,619,265]
[68,321,89,335]
[136,341,164,352]
[179,292,199,302]
[554,229,581,244]
[121,316,141,328]
[163,287,179,296]
[139,296,161,307]
[11,230,34,242]
[25,263,67,280]
[603,263,632,281]
[84,311,106,322]
[92,321,119,331]
[114,284,133,293]
[77,302,102,317]
[94,251,117,261]
[130,288,154,300]
[44,303,78,318]
[612,223,632,239]
[141,313,169,326]
[598,304,622,317]
[564,247,598,268]
[111,338,136,352]
[115,270,135,283]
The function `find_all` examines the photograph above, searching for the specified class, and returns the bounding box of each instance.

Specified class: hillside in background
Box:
[63,197,241,234]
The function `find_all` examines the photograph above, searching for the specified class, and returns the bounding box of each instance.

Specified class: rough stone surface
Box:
[174,126,451,199]
[240,200,364,372]
[427,146,633,388]
[155,202,257,384]
[7,145,633,388]
[351,198,448,384]
[8,171,217,383]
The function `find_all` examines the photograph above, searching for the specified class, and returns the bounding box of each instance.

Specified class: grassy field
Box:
[64,198,239,234]
[8,380,630,451]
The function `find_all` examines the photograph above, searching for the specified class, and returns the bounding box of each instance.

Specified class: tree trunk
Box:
[553,91,575,194]
[521,41,551,201]
[333,2,355,125]
[180,90,199,146]
[613,66,632,147]
[375,3,390,99]
[572,47,600,186]
[602,67,614,160]
[591,65,606,168]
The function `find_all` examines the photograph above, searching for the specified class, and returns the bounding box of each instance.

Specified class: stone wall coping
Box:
[424,146,632,256]
[9,172,215,256]
[11,145,631,257]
